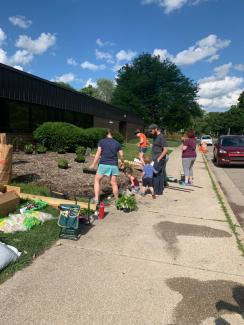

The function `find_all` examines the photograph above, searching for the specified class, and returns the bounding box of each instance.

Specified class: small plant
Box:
[24,144,34,154]
[75,154,86,163]
[57,148,66,154]
[12,137,24,152]
[36,144,47,154]
[116,194,138,212]
[76,146,86,155]
[58,159,69,169]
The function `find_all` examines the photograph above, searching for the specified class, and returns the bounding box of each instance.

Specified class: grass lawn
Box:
[0,203,60,284]
[11,182,51,196]
[123,139,179,161]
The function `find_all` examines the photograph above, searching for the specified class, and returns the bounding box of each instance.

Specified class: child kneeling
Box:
[142,156,156,199]
[125,167,140,194]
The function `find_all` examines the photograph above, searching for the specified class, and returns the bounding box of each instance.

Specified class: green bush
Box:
[58,158,69,169]
[24,144,34,154]
[116,194,138,211]
[36,144,47,154]
[75,146,86,155]
[75,154,86,163]
[57,148,66,154]
[33,122,124,151]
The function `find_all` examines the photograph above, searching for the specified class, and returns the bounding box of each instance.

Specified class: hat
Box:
[148,124,158,130]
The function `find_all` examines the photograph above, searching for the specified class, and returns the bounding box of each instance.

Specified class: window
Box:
[8,101,30,132]
[221,137,244,147]
[74,112,93,128]
[31,104,48,130]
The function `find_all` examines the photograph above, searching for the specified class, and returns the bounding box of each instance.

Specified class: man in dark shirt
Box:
[149,124,168,195]
[90,129,124,203]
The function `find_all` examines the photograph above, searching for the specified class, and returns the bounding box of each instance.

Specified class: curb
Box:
[203,154,244,253]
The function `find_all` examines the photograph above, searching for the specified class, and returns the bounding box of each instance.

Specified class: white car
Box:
[200,135,213,146]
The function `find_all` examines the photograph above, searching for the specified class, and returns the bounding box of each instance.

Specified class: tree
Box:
[80,85,99,98]
[54,82,76,91]
[96,79,115,103]
[112,53,201,131]
[80,79,115,103]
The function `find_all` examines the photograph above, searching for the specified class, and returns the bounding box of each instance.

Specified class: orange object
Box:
[138,133,148,148]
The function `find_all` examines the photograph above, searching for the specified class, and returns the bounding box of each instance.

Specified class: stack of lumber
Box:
[0,134,13,184]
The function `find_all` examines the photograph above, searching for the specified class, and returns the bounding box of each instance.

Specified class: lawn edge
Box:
[203,154,244,256]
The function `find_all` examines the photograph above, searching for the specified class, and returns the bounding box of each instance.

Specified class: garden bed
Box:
[12,152,128,198]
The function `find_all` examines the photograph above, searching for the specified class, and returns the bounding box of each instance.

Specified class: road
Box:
[206,147,244,228]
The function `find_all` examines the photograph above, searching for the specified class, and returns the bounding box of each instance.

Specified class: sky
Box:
[0,0,244,112]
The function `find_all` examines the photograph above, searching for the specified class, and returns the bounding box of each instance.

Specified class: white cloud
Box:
[153,48,173,61]
[111,63,123,72]
[234,64,244,72]
[0,48,8,64]
[0,28,6,46]
[174,35,230,65]
[67,57,78,66]
[95,49,114,63]
[198,65,244,111]
[116,50,137,62]
[96,38,114,47]
[16,32,56,55]
[51,73,76,83]
[142,0,207,13]
[153,34,231,65]
[13,65,23,71]
[213,62,232,78]
[9,15,32,29]
[84,78,97,88]
[10,49,33,65]
[80,60,106,71]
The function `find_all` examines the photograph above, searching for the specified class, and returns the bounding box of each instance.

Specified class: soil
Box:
[12,152,131,199]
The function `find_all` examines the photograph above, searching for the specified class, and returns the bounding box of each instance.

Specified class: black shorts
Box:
[142,177,153,187]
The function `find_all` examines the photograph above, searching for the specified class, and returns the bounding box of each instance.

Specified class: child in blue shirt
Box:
[141,156,157,199]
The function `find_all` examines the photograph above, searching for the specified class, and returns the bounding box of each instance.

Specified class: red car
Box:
[213,135,244,166]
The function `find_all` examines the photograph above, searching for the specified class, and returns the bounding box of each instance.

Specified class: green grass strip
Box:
[203,155,244,256]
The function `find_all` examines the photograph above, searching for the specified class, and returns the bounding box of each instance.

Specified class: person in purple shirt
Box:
[182,130,197,185]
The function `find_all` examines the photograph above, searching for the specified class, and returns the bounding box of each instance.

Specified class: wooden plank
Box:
[6,185,21,195]
[20,193,96,210]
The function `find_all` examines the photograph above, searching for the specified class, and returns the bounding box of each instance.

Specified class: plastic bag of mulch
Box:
[0,242,21,271]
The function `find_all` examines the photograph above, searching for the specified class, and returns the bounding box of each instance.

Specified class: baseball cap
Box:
[148,124,159,130]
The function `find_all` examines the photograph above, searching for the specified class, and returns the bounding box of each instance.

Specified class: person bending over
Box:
[90,129,124,203]
[125,167,140,194]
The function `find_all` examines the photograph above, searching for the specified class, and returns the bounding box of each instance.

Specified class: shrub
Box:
[36,144,47,154]
[57,148,66,154]
[75,154,86,163]
[33,122,124,151]
[24,144,34,154]
[58,159,69,169]
[75,146,86,155]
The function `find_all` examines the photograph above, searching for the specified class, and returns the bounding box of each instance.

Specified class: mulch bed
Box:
[12,152,129,198]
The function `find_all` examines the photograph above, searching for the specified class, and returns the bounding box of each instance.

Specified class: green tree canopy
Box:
[80,78,115,103]
[54,81,76,91]
[112,53,202,131]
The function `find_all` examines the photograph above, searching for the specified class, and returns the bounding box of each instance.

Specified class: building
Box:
[0,63,143,142]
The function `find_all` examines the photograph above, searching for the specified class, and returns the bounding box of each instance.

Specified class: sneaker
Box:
[152,194,156,199]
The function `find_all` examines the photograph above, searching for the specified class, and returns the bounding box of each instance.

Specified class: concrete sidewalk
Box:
[1,148,244,325]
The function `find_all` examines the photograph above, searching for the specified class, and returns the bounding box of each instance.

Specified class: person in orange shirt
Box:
[135,129,148,164]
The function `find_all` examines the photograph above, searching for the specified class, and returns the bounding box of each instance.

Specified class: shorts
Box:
[139,147,147,153]
[142,177,153,187]
[97,164,119,176]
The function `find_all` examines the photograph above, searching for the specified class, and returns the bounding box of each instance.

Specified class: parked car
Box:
[200,135,213,146]
[213,135,244,166]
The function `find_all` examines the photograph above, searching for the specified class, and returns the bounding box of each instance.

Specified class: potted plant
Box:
[75,146,86,155]
[36,144,47,154]
[58,158,69,169]
[12,136,24,152]
[24,144,34,154]
[75,154,86,163]
[116,194,138,213]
